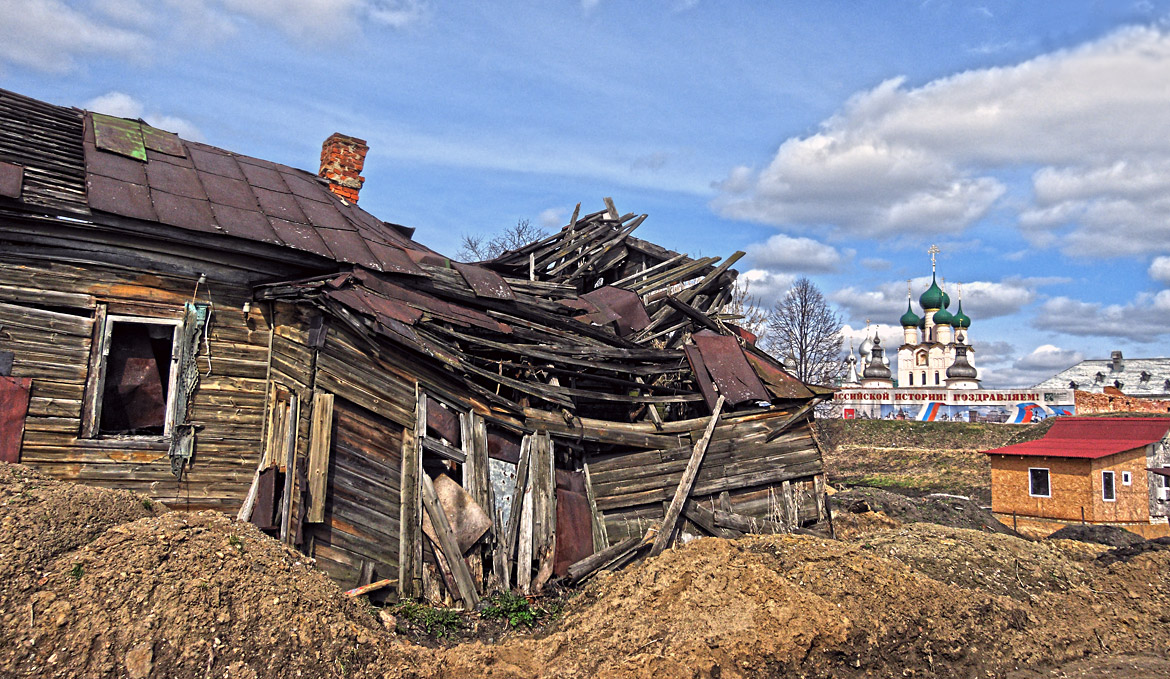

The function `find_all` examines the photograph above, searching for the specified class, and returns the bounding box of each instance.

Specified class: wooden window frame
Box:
[82,311,183,440]
[1028,467,1051,498]
[1102,470,1116,502]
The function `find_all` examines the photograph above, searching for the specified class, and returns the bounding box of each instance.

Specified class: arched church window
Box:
[909,373,914,385]
[934,371,940,385]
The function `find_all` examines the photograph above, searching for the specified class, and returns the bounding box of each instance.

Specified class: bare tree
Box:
[459,219,549,261]
[763,277,843,386]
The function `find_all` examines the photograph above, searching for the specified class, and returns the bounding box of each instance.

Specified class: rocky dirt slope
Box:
[3,461,1169,678]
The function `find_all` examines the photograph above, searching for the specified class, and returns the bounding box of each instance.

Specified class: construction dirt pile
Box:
[3,461,1170,678]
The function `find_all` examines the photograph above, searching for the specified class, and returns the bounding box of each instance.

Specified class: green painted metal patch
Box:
[140,124,185,157]
[92,113,146,161]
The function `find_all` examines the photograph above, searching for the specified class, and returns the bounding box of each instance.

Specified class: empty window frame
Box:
[1102,470,1116,502]
[89,315,182,437]
[1029,467,1051,498]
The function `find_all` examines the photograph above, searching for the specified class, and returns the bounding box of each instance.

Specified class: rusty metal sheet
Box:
[210,203,282,244]
[582,286,651,336]
[355,288,423,325]
[554,469,594,577]
[92,113,145,161]
[239,160,290,193]
[742,348,814,401]
[354,272,508,333]
[145,160,206,200]
[200,173,259,211]
[100,325,168,433]
[683,344,719,411]
[727,323,758,345]
[691,330,770,407]
[0,161,21,199]
[251,466,280,530]
[453,262,516,300]
[84,142,147,184]
[317,227,381,270]
[422,473,492,554]
[282,171,328,202]
[0,375,31,463]
[297,195,351,230]
[427,399,461,444]
[87,174,157,222]
[140,124,185,157]
[364,241,427,277]
[254,186,308,223]
[487,429,521,463]
[150,189,219,233]
[188,146,246,180]
[269,217,334,259]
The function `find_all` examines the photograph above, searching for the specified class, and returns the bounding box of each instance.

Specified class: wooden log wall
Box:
[0,256,270,511]
[586,409,827,545]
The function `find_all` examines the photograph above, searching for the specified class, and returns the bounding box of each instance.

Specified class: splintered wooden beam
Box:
[421,472,480,608]
[651,394,725,557]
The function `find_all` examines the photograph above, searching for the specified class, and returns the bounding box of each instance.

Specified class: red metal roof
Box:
[983,417,1170,459]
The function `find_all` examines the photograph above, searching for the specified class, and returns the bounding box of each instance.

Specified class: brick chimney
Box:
[318,133,368,203]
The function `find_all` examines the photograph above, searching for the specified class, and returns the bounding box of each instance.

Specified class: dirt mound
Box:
[1096,536,1170,566]
[1046,524,1146,547]
[832,486,1017,535]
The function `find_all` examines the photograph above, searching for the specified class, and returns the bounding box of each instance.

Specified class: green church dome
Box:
[932,307,955,325]
[900,299,920,327]
[919,274,944,310]
[952,300,971,329]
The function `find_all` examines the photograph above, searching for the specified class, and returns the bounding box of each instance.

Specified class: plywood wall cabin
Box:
[0,255,271,511]
[990,449,1152,524]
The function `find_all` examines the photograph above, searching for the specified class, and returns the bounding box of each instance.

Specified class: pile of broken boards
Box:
[255,201,835,608]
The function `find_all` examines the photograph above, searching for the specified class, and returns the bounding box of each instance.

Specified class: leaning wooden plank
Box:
[398,390,424,598]
[582,463,609,553]
[278,393,300,545]
[421,473,480,608]
[681,500,742,539]
[306,390,335,523]
[516,471,535,594]
[501,436,532,584]
[566,534,641,584]
[235,450,266,522]
[650,394,725,557]
[345,578,397,597]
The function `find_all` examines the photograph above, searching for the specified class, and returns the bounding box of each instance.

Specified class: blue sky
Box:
[2,1,1169,387]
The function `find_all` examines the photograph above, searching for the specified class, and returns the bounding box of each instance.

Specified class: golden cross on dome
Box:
[928,244,940,271]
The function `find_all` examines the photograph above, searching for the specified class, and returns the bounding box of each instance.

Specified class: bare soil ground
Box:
[3,460,1169,678]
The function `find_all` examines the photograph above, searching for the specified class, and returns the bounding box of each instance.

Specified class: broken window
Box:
[1029,468,1050,498]
[1102,471,1116,502]
[94,316,181,436]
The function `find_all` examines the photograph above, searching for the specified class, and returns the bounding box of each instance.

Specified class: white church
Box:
[833,247,1073,422]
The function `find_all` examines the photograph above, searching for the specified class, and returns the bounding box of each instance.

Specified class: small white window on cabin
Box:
[1102,471,1116,502]
[1121,471,1132,486]
[93,316,182,437]
[1029,468,1051,498]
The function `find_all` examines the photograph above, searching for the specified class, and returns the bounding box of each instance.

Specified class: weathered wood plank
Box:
[306,390,335,523]
[652,395,724,556]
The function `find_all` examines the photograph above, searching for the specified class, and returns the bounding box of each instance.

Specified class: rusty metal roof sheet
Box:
[453,262,515,300]
[92,113,147,161]
[581,286,651,336]
[140,125,185,157]
[743,347,815,400]
[0,161,21,199]
[690,330,770,407]
[984,417,1170,459]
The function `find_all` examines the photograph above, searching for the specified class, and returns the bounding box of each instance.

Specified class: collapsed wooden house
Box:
[0,87,833,605]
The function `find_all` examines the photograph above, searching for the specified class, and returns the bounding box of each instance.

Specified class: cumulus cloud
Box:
[538,207,566,229]
[1034,292,1170,342]
[85,91,203,141]
[746,234,844,273]
[975,343,1085,388]
[830,275,1056,325]
[1014,344,1084,372]
[714,26,1170,256]
[737,269,796,308]
[1150,256,1170,284]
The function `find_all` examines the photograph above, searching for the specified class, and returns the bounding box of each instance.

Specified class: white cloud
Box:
[1034,292,1170,342]
[85,91,203,141]
[538,207,566,229]
[714,26,1170,256]
[737,269,796,309]
[746,234,844,273]
[0,0,150,73]
[976,343,1085,388]
[1149,256,1170,284]
[830,275,1056,325]
[1014,344,1084,372]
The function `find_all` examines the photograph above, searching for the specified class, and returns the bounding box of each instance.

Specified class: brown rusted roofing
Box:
[689,330,770,408]
[581,286,651,336]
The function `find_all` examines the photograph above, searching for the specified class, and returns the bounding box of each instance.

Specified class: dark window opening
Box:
[100,321,175,435]
[908,373,914,386]
[1102,471,1116,501]
[934,371,940,385]
[1029,468,1050,497]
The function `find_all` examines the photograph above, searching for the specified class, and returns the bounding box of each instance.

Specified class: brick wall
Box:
[1075,389,1170,415]
[318,133,368,203]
